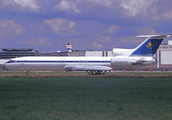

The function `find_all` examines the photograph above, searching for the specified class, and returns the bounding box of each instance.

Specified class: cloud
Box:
[0,0,164,21]
[17,37,51,46]
[67,36,117,50]
[118,27,158,48]
[0,19,26,40]
[88,0,159,19]
[121,0,158,18]
[86,0,114,8]
[118,27,158,47]
[90,36,111,49]
[54,0,81,13]
[118,36,144,48]
[163,10,172,21]
[44,18,79,35]
[137,27,158,35]
[53,0,159,20]
[14,0,40,12]
[89,36,117,50]
[94,36,112,43]
[54,0,116,13]
[105,25,119,34]
[1,0,40,12]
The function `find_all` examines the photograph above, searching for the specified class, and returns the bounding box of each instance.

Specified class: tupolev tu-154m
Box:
[2,34,172,75]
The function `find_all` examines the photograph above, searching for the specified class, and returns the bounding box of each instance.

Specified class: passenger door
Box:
[60,58,65,66]
[20,58,25,66]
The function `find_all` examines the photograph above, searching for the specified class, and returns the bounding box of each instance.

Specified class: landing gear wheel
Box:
[86,71,105,75]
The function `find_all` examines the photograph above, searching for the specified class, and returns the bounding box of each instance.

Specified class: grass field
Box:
[1,71,172,75]
[1,71,172,78]
[1,76,172,120]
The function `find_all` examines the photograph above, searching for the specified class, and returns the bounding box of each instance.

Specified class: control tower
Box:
[65,42,72,52]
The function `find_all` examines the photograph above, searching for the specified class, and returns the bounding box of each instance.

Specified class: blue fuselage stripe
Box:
[8,61,111,63]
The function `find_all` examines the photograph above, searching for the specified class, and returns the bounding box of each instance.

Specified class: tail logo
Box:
[146,42,154,49]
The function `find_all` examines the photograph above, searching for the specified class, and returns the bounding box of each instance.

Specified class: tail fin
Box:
[130,34,172,56]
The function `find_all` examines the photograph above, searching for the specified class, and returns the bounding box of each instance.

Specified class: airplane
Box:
[2,34,172,75]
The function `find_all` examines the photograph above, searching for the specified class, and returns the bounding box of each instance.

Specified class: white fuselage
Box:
[3,56,156,71]
[4,57,111,71]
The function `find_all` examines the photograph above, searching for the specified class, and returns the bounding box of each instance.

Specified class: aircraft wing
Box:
[65,65,112,71]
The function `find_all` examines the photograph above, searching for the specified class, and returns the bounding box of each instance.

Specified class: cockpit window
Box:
[6,60,13,63]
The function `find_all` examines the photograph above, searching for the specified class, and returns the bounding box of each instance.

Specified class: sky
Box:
[0,0,172,52]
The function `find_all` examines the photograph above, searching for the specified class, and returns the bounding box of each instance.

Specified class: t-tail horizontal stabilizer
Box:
[130,34,172,56]
[136,34,172,39]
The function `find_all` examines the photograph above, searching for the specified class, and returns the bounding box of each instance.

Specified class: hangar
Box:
[155,42,172,69]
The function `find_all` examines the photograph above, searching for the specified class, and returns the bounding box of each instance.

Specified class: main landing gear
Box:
[86,71,105,75]
[25,70,30,74]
